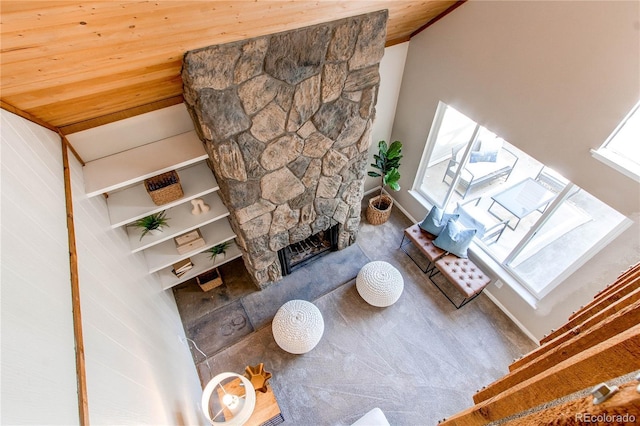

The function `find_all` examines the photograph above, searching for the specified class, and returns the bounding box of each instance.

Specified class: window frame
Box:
[411,101,631,301]
[591,100,640,183]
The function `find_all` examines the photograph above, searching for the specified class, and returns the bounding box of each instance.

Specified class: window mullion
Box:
[442,124,480,209]
[503,183,576,268]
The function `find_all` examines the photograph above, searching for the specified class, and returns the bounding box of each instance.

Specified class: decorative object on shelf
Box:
[272,299,324,354]
[174,229,206,255]
[356,261,404,307]
[131,210,170,240]
[206,241,232,264]
[172,258,193,278]
[144,169,184,205]
[197,267,223,291]
[244,363,272,394]
[366,140,402,225]
[201,372,256,425]
[191,198,211,215]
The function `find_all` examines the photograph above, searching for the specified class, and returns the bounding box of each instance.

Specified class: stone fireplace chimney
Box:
[182,11,388,287]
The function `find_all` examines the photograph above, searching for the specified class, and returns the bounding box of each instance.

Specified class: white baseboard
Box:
[363,186,381,196]
[483,290,540,345]
[389,195,418,223]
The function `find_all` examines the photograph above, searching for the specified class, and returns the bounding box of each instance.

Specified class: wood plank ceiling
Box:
[1,1,461,133]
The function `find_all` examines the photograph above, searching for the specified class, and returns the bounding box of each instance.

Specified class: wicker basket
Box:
[366,194,393,225]
[197,267,223,291]
[144,170,183,205]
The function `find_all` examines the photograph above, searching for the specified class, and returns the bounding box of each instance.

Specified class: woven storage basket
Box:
[144,170,183,205]
[197,267,223,291]
[366,194,393,225]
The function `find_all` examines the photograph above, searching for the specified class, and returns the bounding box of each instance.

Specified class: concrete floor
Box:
[173,198,537,425]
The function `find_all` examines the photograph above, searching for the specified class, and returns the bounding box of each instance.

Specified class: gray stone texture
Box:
[182,11,388,287]
[250,102,287,142]
[287,74,321,131]
[198,88,251,140]
[326,18,359,62]
[215,139,248,182]
[321,62,348,103]
[264,26,330,85]
[234,38,269,84]
[261,167,305,204]
[260,134,304,171]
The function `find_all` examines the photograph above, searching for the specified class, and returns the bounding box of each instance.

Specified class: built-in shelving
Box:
[158,242,243,290]
[144,219,236,274]
[107,161,218,228]
[82,131,207,197]
[81,126,242,291]
[126,191,229,253]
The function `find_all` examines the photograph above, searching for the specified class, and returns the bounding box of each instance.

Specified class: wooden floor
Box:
[174,198,537,425]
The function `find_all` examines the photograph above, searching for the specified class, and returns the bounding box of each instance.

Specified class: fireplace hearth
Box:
[278,225,338,276]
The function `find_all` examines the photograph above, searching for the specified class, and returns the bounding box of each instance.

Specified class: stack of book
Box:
[172,258,193,277]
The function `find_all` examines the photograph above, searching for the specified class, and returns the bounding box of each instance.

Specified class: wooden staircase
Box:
[441,263,640,425]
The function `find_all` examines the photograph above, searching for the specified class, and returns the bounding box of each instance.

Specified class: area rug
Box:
[187,299,254,357]
[186,243,370,361]
[241,243,371,330]
[199,274,537,425]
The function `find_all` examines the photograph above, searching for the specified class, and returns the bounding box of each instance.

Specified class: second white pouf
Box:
[356,261,404,307]
[272,299,324,354]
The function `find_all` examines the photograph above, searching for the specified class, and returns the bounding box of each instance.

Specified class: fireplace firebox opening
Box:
[278,224,339,276]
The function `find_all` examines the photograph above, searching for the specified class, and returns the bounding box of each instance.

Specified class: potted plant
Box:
[131,210,169,240]
[205,240,232,264]
[366,140,402,225]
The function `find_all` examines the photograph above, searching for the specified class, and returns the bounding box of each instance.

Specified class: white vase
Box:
[149,228,163,236]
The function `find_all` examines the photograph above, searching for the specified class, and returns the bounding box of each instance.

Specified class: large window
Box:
[591,100,640,182]
[413,102,629,299]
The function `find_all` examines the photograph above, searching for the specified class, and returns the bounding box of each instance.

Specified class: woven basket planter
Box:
[144,170,183,205]
[366,194,393,225]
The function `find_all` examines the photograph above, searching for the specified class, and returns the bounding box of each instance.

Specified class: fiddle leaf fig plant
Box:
[368,140,403,208]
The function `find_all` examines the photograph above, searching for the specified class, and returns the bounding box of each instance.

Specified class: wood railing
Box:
[441,262,640,425]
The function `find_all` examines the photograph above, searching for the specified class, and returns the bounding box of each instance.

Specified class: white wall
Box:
[1,108,205,424]
[68,143,204,424]
[1,110,79,424]
[365,42,410,191]
[390,0,640,339]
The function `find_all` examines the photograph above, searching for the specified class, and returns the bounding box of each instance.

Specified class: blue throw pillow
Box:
[419,206,459,236]
[433,218,477,258]
[469,150,498,163]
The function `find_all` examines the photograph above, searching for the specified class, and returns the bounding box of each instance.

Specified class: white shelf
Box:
[144,219,236,274]
[126,191,229,253]
[106,161,219,228]
[158,242,243,290]
[82,130,208,197]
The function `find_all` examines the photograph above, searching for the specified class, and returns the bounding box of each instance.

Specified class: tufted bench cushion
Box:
[434,254,490,298]
[403,223,445,263]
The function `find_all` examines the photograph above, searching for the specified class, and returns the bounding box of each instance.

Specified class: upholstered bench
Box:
[431,254,491,308]
[400,223,445,273]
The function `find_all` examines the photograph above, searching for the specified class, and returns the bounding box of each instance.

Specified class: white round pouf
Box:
[356,261,404,307]
[272,299,324,354]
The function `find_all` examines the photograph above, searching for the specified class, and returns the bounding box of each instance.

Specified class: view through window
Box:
[592,100,640,182]
[413,102,628,299]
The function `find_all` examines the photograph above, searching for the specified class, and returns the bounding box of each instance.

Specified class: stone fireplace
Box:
[182,11,388,287]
